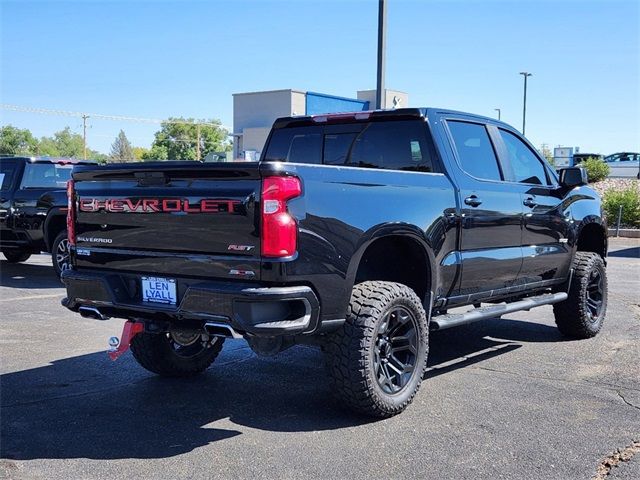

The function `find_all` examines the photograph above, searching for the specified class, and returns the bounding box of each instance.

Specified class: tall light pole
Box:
[494,108,501,120]
[376,0,387,109]
[519,71,532,135]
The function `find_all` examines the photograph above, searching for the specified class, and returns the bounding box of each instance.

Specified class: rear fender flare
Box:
[343,223,437,306]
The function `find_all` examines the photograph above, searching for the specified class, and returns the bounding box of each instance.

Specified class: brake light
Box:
[66,180,76,246]
[261,176,302,257]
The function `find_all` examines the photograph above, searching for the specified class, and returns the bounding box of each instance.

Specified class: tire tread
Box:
[553,251,607,339]
[130,332,224,377]
[325,281,429,417]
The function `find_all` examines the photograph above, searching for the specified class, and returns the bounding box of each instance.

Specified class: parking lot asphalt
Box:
[1,239,639,480]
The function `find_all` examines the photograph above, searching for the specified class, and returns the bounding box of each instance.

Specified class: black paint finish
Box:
[63,108,606,332]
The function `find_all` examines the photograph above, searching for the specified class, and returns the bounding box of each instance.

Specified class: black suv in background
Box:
[0,156,95,276]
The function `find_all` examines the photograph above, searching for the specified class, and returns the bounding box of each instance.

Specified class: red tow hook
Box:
[108,321,144,361]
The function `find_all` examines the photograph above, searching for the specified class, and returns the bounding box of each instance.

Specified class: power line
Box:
[0,103,231,130]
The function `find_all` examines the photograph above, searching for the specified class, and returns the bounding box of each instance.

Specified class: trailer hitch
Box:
[108,321,144,361]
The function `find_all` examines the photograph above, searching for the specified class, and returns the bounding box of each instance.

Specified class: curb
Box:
[608,228,640,238]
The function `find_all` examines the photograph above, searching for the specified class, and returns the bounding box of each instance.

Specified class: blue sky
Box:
[1,0,638,155]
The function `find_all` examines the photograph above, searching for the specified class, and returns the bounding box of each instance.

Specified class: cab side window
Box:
[499,129,550,185]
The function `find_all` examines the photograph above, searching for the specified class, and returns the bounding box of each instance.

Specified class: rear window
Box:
[0,160,18,191]
[264,120,434,172]
[20,163,73,189]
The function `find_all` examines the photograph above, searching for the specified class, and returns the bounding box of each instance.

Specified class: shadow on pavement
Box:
[427,317,564,378]
[607,246,640,259]
[0,259,61,289]
[0,316,565,461]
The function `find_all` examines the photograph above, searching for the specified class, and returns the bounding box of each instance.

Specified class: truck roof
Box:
[272,107,512,129]
[0,155,97,165]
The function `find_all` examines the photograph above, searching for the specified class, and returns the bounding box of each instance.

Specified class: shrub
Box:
[602,183,640,228]
[579,157,610,183]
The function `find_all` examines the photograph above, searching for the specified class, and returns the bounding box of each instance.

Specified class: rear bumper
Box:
[61,269,321,336]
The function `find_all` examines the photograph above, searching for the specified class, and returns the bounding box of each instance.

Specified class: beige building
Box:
[232,88,408,160]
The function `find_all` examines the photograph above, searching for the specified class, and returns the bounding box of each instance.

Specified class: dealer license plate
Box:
[141,276,177,305]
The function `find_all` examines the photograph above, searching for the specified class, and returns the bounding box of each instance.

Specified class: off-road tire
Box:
[2,250,31,263]
[324,281,429,418]
[130,332,225,377]
[553,251,608,339]
[51,231,70,277]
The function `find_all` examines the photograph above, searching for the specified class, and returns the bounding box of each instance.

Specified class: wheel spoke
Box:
[586,297,601,313]
[386,358,404,375]
[390,334,417,355]
[387,309,410,336]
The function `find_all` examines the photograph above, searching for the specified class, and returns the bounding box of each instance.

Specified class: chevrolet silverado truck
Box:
[61,108,608,417]
[0,156,95,276]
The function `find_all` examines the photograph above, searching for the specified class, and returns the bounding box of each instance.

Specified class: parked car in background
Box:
[604,152,640,179]
[0,156,96,276]
[573,153,603,164]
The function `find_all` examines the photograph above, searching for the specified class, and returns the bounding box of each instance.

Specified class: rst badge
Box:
[228,244,255,252]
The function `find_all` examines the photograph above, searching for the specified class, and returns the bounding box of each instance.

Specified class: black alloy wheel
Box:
[373,306,419,395]
[585,268,604,321]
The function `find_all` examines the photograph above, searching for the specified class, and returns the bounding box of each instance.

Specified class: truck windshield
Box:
[20,163,73,189]
[264,120,434,172]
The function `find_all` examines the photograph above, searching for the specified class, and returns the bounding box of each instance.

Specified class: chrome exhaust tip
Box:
[204,322,243,339]
[79,306,110,321]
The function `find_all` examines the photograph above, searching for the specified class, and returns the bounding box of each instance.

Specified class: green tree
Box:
[141,144,169,161]
[38,127,85,158]
[0,125,38,155]
[91,151,109,164]
[579,157,610,183]
[149,118,229,161]
[132,146,149,160]
[539,144,555,167]
[109,130,134,162]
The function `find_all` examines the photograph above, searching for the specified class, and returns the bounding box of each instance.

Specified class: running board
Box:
[430,292,568,331]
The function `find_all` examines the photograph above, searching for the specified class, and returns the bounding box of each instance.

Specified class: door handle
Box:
[464,195,482,207]
[523,197,537,208]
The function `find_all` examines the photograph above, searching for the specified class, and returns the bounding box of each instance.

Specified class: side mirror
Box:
[559,166,588,187]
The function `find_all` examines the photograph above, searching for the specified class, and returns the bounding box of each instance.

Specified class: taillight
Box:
[261,176,302,257]
[66,180,76,246]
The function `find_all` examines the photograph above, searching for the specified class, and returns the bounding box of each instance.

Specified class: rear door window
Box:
[447,121,502,181]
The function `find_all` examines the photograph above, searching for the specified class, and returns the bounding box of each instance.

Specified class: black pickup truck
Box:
[1,156,94,276]
[61,108,608,417]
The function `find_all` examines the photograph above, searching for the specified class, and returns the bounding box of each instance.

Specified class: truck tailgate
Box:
[72,162,262,279]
